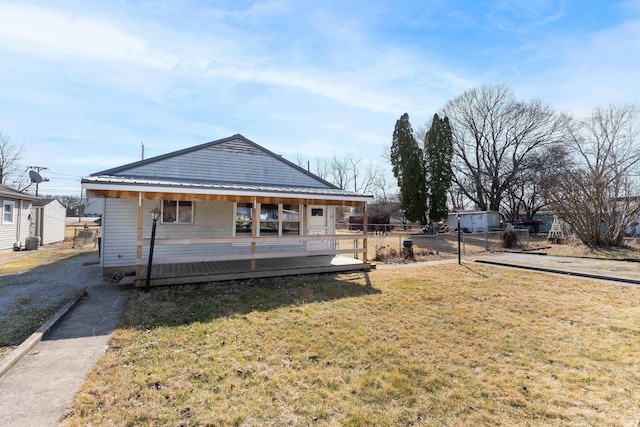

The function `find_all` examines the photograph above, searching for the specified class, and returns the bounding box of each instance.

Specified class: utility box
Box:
[25,236,40,250]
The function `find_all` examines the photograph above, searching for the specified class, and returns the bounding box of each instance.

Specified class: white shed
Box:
[32,198,67,245]
[447,211,502,233]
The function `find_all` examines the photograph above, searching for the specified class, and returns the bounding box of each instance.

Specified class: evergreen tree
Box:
[390,113,427,222]
[424,114,454,222]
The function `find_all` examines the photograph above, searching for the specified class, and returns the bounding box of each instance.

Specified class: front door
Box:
[307,206,329,251]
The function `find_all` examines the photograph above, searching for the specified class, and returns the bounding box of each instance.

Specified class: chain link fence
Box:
[366,228,530,258]
[71,225,101,249]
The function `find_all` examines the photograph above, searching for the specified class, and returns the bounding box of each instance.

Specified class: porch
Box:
[134,233,371,287]
[134,254,371,287]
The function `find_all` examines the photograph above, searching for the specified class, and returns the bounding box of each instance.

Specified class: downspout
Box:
[15,199,23,249]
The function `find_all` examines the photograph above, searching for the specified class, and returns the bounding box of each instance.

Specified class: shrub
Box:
[502,228,519,248]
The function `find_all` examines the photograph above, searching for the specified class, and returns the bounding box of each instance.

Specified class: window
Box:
[282,204,300,235]
[3,201,14,224]
[260,203,279,235]
[236,203,253,234]
[233,203,301,236]
[311,208,324,217]
[161,200,193,224]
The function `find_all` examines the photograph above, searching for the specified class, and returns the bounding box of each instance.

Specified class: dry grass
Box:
[62,264,640,426]
[542,237,640,260]
[0,244,88,276]
[0,234,96,352]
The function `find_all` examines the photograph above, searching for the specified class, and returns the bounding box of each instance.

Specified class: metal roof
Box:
[0,184,38,201]
[82,175,373,202]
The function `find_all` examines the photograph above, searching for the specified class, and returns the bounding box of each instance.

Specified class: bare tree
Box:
[0,132,26,188]
[293,153,331,181]
[329,153,351,190]
[503,144,571,220]
[545,104,640,247]
[442,84,567,212]
[56,195,82,212]
[294,152,385,196]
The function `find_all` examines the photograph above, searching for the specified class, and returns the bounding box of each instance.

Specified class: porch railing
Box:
[135,234,368,273]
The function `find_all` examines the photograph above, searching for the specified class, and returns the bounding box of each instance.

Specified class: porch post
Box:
[136,192,143,279]
[362,202,368,263]
[251,197,258,271]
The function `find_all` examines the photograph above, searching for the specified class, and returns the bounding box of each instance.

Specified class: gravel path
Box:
[0,251,104,348]
[473,252,640,282]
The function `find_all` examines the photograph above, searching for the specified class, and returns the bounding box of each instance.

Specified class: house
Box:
[31,198,67,245]
[81,134,373,287]
[0,184,37,252]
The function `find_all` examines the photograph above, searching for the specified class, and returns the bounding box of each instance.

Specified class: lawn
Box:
[62,263,639,426]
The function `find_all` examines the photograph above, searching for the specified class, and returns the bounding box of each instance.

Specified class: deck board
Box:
[135,256,371,287]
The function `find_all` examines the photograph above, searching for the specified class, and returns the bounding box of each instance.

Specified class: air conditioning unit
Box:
[25,237,40,250]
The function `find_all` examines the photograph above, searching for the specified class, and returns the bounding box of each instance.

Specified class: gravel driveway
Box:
[0,251,104,351]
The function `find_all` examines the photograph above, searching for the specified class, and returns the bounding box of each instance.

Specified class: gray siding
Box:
[116,140,327,188]
[145,200,235,260]
[102,198,138,268]
[0,199,31,251]
[101,198,314,269]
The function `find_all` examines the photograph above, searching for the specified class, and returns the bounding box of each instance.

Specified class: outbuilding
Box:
[31,198,67,245]
[448,210,502,233]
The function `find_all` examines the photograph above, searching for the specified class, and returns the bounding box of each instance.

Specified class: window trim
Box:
[160,200,194,224]
[3,200,15,225]
[233,202,302,240]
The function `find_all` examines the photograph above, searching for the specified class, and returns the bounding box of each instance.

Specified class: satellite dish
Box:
[29,170,50,183]
[29,170,43,183]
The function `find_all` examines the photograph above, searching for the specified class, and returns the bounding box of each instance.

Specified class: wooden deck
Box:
[134,255,371,287]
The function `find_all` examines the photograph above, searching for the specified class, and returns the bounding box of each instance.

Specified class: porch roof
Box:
[82,175,373,204]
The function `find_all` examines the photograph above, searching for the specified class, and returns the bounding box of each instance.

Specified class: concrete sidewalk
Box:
[0,283,130,427]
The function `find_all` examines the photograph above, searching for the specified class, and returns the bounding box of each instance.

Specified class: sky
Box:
[1,0,639,196]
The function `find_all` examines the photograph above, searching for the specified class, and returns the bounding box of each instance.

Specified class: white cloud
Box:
[519,17,640,116]
[0,1,470,116]
[0,2,178,69]
[486,0,567,32]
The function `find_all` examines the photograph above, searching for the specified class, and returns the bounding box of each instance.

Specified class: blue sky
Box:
[1,0,639,196]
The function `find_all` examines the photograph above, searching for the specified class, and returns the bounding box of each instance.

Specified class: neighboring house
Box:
[31,198,67,245]
[0,184,37,252]
[81,134,373,286]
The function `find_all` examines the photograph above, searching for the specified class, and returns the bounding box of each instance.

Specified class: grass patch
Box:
[0,246,92,276]
[0,243,95,350]
[62,265,640,426]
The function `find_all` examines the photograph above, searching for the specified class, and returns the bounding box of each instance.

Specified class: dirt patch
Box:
[374,245,447,264]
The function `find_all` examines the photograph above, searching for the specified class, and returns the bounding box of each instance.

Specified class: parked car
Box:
[422,224,435,234]
[453,227,472,233]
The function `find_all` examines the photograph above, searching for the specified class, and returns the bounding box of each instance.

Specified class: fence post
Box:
[435,232,439,254]
[463,234,466,254]
[354,235,358,259]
